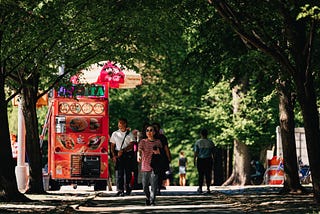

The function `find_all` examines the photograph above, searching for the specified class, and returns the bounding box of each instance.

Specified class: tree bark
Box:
[21,74,45,194]
[283,7,320,201]
[294,76,320,202]
[223,85,251,186]
[277,80,304,193]
[223,139,251,186]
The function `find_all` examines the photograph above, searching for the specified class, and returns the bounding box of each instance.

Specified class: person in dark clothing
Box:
[152,122,172,194]
[193,128,215,194]
[250,159,265,185]
[110,118,135,196]
[131,129,141,189]
[150,146,163,175]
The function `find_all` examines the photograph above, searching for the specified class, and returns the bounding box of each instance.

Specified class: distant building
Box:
[276,126,308,165]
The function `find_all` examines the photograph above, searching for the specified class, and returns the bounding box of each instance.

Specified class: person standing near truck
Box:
[110,118,135,196]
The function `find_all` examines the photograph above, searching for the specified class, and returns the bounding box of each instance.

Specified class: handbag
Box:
[114,130,130,169]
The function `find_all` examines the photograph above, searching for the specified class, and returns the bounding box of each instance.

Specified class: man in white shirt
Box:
[110,118,135,196]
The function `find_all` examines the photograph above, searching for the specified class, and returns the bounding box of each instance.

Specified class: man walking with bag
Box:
[110,118,135,196]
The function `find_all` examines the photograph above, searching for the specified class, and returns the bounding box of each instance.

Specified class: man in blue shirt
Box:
[193,128,215,194]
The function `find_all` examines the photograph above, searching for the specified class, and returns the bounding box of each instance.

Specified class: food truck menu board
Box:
[50,98,109,180]
[58,102,106,115]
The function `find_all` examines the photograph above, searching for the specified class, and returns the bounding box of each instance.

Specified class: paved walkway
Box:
[0,185,318,213]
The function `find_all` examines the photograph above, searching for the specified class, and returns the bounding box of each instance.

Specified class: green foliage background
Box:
[4,0,311,186]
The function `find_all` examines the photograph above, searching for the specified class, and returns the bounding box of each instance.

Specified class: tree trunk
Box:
[286,9,320,201]
[294,76,320,202]
[0,70,29,202]
[223,85,251,185]
[277,80,303,193]
[223,139,251,185]
[21,77,45,194]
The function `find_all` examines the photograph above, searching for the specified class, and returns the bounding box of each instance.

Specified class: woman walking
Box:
[138,125,162,206]
[178,151,187,186]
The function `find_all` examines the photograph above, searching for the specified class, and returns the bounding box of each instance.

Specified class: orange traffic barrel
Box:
[268,156,284,185]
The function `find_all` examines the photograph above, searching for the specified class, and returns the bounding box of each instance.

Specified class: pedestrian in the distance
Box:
[178,151,187,186]
[193,128,215,194]
[137,125,162,206]
[10,133,18,166]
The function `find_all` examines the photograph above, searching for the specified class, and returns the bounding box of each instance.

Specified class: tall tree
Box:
[210,0,320,202]
[277,78,302,193]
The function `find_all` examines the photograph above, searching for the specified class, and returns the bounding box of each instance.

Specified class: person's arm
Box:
[123,141,134,152]
[211,141,215,159]
[137,139,143,162]
[193,142,198,166]
[137,149,142,163]
[185,157,187,168]
[111,143,117,162]
[164,145,172,162]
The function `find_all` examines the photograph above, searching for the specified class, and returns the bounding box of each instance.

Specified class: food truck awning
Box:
[73,61,142,88]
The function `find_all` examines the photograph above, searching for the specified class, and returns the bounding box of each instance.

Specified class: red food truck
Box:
[46,61,141,190]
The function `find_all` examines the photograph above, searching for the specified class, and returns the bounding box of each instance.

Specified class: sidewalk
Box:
[0,185,318,213]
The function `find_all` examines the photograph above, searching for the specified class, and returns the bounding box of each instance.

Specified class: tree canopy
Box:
[2,0,320,201]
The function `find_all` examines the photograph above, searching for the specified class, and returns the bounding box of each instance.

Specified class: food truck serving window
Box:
[57,84,106,98]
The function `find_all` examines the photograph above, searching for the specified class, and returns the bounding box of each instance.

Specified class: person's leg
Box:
[205,158,213,192]
[197,159,204,193]
[150,171,159,205]
[124,157,132,195]
[179,166,186,186]
[142,171,151,205]
[133,164,139,189]
[182,174,186,186]
[158,169,164,188]
[205,170,212,192]
[116,160,125,195]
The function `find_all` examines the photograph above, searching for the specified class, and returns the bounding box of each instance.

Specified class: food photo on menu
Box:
[69,117,88,132]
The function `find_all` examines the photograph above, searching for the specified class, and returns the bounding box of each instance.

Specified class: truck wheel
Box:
[94,180,107,191]
[49,178,61,191]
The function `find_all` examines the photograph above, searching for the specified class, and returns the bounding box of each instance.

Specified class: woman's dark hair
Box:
[141,123,151,139]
